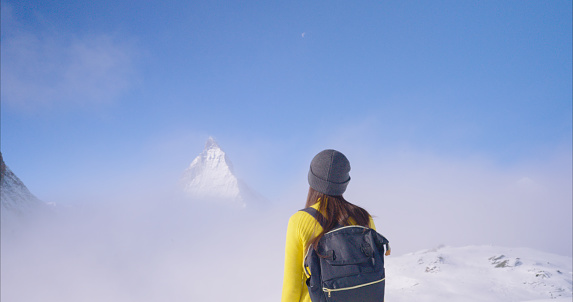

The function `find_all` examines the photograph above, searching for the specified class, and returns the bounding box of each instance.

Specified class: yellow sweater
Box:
[281,202,376,302]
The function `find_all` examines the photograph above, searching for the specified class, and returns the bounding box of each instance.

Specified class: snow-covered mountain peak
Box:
[189,137,234,174]
[205,136,220,150]
[180,137,265,208]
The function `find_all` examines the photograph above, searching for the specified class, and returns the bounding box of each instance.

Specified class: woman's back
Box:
[281,150,384,302]
[282,199,376,302]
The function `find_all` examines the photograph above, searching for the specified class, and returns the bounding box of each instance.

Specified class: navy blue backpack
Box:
[301,208,390,302]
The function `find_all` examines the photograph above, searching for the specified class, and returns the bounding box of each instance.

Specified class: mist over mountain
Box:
[179,137,266,208]
[1,194,570,302]
[1,151,47,220]
[1,141,570,302]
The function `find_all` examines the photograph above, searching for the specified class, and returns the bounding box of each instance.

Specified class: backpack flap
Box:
[318,228,386,300]
[374,232,391,256]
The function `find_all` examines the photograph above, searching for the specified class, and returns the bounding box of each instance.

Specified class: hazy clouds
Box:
[1,2,138,112]
[343,146,573,257]
[1,198,288,302]
[1,144,571,302]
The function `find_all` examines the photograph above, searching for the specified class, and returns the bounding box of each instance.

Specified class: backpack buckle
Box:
[361,242,373,257]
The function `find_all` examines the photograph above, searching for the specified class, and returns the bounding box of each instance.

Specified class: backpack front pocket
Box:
[322,273,385,302]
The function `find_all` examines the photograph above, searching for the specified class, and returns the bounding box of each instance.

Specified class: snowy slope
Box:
[386,245,572,302]
[180,137,265,207]
[0,152,46,219]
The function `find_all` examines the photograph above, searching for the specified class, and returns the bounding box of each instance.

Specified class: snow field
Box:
[385,245,572,302]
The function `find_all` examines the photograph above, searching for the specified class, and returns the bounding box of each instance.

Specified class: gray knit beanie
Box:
[308,149,351,196]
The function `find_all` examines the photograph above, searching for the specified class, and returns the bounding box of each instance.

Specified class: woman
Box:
[281,149,379,302]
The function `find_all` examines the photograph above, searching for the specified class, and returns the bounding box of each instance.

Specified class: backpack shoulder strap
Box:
[299,207,327,229]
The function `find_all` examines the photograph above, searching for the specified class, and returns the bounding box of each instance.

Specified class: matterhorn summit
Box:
[180,137,264,207]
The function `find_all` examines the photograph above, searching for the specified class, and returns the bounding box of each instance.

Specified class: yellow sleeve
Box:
[281,213,305,302]
[281,210,320,302]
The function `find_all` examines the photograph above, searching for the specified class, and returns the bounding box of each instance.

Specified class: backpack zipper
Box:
[325,225,369,235]
[325,225,391,256]
[322,277,385,297]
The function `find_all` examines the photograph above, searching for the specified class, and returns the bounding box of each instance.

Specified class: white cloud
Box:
[292,118,572,257]
[1,199,287,302]
[342,148,572,257]
[1,5,138,112]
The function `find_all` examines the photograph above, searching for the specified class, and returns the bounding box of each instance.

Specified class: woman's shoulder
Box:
[289,208,317,224]
[289,202,321,221]
[288,207,323,235]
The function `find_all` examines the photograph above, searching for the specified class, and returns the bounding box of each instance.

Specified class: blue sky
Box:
[1,1,572,254]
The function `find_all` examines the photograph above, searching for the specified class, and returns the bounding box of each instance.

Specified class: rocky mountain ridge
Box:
[1,152,46,219]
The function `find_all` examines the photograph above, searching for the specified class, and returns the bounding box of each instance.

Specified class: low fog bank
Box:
[343,149,573,258]
[2,146,571,301]
[1,196,290,302]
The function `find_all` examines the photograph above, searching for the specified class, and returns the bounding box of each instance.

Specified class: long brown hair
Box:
[305,187,372,251]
